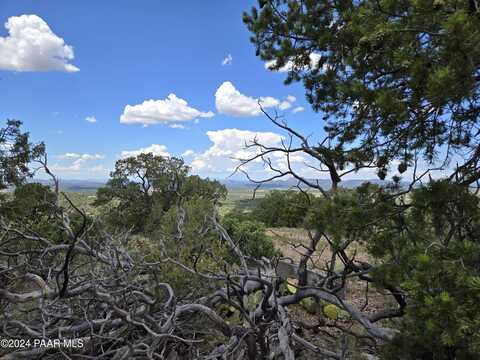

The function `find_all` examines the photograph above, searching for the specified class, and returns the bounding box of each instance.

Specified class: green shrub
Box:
[367,181,480,359]
[222,214,280,259]
[133,196,229,298]
[251,190,311,227]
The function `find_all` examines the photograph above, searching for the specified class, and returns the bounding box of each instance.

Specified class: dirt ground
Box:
[265,227,395,357]
[266,227,395,323]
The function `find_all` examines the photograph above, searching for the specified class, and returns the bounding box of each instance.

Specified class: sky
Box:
[0,1,329,181]
[3,1,423,183]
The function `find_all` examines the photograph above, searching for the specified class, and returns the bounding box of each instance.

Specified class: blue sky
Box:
[0,1,326,180]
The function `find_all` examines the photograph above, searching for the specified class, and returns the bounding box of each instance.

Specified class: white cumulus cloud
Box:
[120,94,214,126]
[52,153,105,173]
[187,129,331,180]
[221,54,233,66]
[215,81,283,117]
[120,144,170,158]
[87,165,108,175]
[57,153,105,161]
[215,82,298,117]
[190,128,284,175]
[181,149,195,157]
[0,14,79,72]
[85,116,97,123]
[279,101,291,111]
[279,96,297,111]
[292,106,305,114]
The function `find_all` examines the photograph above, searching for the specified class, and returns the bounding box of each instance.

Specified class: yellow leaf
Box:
[323,304,340,320]
[286,278,297,294]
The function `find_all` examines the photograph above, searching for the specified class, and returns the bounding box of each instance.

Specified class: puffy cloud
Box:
[215,82,299,117]
[87,165,108,175]
[215,81,282,117]
[221,54,233,66]
[0,14,79,72]
[120,94,214,126]
[57,153,105,161]
[181,149,195,157]
[265,53,321,73]
[286,95,296,103]
[292,106,305,114]
[120,144,170,158]
[52,162,83,172]
[85,116,97,123]
[52,153,105,173]
[279,95,297,110]
[190,128,285,175]
[186,129,450,181]
[279,101,291,111]
[187,129,335,180]
[57,152,79,159]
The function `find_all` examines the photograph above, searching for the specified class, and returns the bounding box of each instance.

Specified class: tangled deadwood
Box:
[0,171,401,360]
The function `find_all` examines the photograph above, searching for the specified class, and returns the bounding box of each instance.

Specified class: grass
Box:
[60,187,265,216]
[220,187,268,215]
[60,191,98,215]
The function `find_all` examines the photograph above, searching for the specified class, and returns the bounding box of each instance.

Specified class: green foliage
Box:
[244,1,480,182]
[94,153,186,231]
[277,180,480,357]
[296,180,480,357]
[0,120,45,190]
[222,213,281,259]
[363,181,480,358]
[0,183,98,276]
[0,183,63,241]
[305,183,383,248]
[94,153,228,297]
[323,304,340,320]
[251,190,311,227]
[94,153,226,233]
[129,195,229,298]
[160,196,227,264]
[4,183,56,219]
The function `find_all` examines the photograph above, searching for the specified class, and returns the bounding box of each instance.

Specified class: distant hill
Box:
[31,179,107,192]
[28,177,398,193]
[221,178,394,190]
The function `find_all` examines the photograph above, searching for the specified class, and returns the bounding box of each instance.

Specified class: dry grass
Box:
[265,227,371,266]
[265,227,397,358]
[265,227,394,319]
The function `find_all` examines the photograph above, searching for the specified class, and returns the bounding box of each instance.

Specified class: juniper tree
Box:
[0,120,44,190]
[94,153,226,232]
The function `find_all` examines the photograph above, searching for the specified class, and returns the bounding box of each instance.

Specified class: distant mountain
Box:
[31,179,107,192]
[27,177,397,193]
[221,178,393,190]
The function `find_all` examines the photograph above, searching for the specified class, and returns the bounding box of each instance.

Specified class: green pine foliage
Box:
[307,181,480,358]
[244,0,480,183]
[371,182,480,358]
